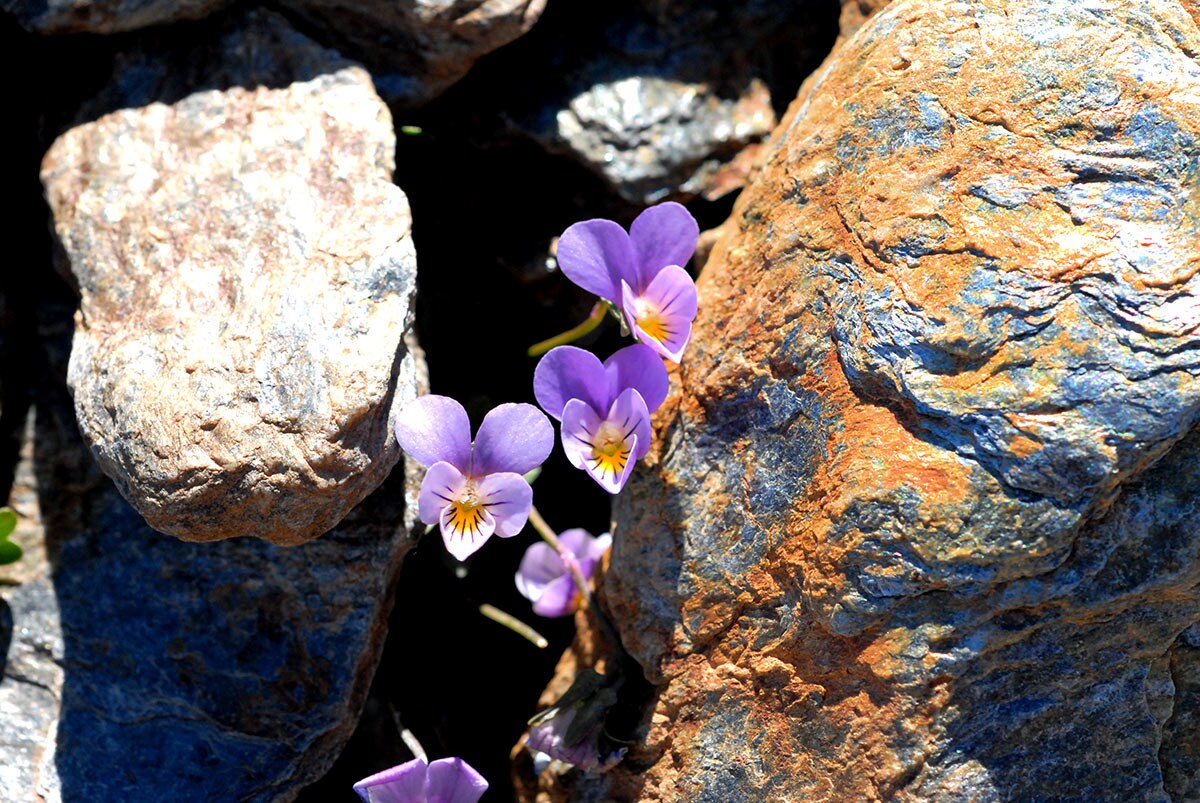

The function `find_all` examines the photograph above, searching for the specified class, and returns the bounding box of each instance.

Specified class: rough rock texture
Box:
[838,0,891,41]
[525,0,1200,800]
[0,0,230,34]
[0,263,421,801]
[43,13,416,545]
[280,0,548,107]
[549,76,776,204]
[512,1,837,203]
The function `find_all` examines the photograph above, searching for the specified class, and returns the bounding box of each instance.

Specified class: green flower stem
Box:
[527,505,622,650]
[479,603,549,649]
[527,303,608,358]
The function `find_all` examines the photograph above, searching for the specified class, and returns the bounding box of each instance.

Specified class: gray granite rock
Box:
[0,271,422,801]
[512,0,837,203]
[43,11,416,545]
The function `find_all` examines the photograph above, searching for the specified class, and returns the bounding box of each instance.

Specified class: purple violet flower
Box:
[556,201,699,362]
[516,528,612,617]
[353,756,487,803]
[394,395,553,561]
[533,343,669,493]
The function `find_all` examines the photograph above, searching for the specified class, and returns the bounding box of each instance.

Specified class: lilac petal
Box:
[424,757,488,803]
[418,462,468,526]
[556,528,596,561]
[556,218,637,302]
[533,346,609,420]
[471,403,553,477]
[476,471,534,538]
[527,709,600,770]
[607,387,654,461]
[439,500,497,561]
[621,270,695,363]
[560,398,604,470]
[394,395,473,471]
[584,532,613,564]
[532,574,580,618]
[516,541,567,600]
[353,758,428,803]
[628,201,699,290]
[604,343,669,415]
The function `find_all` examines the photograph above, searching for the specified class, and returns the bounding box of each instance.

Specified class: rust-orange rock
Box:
[522,0,1200,799]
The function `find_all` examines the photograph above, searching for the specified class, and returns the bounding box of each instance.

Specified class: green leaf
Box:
[0,507,15,539]
[0,538,20,565]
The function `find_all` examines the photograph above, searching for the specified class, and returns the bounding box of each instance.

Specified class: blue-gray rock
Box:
[0,273,421,802]
[523,0,1200,799]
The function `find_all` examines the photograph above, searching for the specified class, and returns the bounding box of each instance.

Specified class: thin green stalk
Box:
[527,303,608,358]
[479,603,549,648]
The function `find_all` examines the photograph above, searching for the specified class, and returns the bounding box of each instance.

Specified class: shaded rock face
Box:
[0,178,421,800]
[43,15,416,546]
[511,0,838,203]
[536,0,1200,799]
[280,0,548,107]
[0,0,230,34]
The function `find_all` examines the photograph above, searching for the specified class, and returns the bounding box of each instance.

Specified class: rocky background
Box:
[3,0,1198,802]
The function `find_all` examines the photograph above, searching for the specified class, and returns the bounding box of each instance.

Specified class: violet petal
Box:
[556,528,595,561]
[604,343,670,414]
[533,346,610,420]
[418,462,468,526]
[532,574,580,618]
[560,398,604,471]
[477,471,534,538]
[471,403,553,477]
[439,500,497,561]
[608,387,653,462]
[424,757,488,803]
[584,532,613,564]
[628,201,698,290]
[556,218,637,302]
[516,541,566,598]
[353,757,428,803]
[621,271,695,363]
[394,395,473,471]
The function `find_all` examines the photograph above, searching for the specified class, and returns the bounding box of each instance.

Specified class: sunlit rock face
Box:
[531,0,1200,800]
[43,12,417,546]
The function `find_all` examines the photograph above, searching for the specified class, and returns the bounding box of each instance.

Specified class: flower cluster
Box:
[375,202,699,792]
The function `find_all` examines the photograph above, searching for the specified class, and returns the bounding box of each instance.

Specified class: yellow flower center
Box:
[591,421,631,479]
[449,485,486,535]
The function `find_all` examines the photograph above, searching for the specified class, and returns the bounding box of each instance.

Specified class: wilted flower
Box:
[526,669,626,773]
[516,528,612,617]
[533,344,668,493]
[353,756,487,803]
[556,202,699,362]
[394,395,553,560]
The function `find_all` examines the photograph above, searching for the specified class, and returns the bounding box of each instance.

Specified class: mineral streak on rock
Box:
[526,1,1200,800]
[43,46,416,545]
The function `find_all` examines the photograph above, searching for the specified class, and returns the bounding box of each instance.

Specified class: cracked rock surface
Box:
[43,12,415,545]
[527,0,1200,799]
